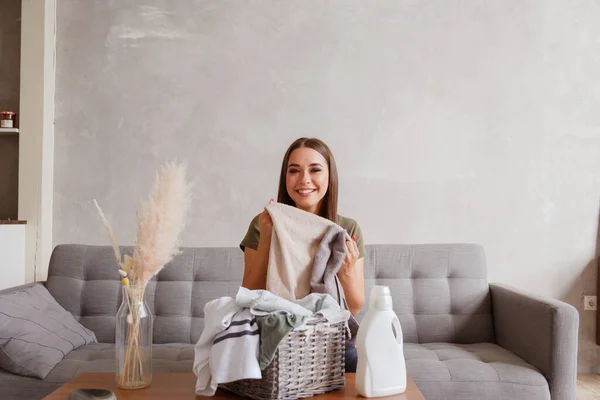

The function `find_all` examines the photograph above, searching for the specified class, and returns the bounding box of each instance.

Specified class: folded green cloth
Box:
[257,313,307,369]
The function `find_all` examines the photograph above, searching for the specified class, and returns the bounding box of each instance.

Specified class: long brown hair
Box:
[277,138,339,223]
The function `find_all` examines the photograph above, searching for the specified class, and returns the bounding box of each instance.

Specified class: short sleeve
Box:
[350,221,366,259]
[239,214,261,252]
[339,216,366,259]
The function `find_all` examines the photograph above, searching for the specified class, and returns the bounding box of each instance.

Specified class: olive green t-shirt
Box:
[239,214,366,259]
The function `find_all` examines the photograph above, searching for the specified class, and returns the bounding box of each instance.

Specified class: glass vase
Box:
[115,284,153,389]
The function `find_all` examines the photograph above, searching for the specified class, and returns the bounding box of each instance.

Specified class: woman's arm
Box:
[338,238,365,316]
[242,207,273,290]
[242,234,271,290]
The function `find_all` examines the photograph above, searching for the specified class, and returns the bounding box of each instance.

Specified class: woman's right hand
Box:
[258,198,274,238]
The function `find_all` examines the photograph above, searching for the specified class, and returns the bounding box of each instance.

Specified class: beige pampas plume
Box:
[133,162,192,284]
[93,162,192,284]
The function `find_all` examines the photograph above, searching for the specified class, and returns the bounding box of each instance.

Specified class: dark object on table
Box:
[69,388,117,400]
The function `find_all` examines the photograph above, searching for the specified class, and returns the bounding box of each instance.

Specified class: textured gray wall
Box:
[0,0,21,220]
[54,1,600,371]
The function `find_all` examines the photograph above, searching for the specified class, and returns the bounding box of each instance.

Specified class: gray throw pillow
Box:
[0,283,97,379]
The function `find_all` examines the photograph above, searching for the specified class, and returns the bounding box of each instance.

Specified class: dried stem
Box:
[118,285,150,389]
[93,199,122,268]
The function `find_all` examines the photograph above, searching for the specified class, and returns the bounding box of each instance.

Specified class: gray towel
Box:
[310,224,359,344]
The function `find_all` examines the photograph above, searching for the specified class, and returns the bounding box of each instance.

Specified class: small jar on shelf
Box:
[0,111,16,128]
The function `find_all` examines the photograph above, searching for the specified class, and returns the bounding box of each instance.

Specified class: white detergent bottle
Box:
[356,285,407,398]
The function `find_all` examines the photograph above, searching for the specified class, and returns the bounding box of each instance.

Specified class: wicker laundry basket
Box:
[220,318,346,400]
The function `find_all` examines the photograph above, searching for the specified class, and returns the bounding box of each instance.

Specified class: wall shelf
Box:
[0,128,19,135]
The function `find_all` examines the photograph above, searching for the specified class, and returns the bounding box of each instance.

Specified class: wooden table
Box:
[44,373,424,399]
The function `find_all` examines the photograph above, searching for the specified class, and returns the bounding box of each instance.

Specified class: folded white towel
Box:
[193,297,261,396]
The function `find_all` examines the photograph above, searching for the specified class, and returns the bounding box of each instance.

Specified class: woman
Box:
[239,137,365,372]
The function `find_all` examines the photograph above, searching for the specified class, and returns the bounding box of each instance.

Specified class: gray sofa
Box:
[0,243,578,400]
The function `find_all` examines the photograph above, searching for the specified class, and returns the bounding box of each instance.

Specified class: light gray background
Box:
[52,1,600,372]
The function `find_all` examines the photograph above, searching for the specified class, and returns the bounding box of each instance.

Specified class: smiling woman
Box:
[239,137,366,372]
[284,149,330,216]
[277,139,337,220]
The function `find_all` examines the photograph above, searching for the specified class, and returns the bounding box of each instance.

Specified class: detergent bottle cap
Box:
[369,285,392,311]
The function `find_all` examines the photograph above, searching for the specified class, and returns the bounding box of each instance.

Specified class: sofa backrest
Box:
[45,244,244,344]
[362,244,494,344]
[45,243,494,344]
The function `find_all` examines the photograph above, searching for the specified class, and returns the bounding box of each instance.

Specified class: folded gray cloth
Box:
[235,287,350,324]
[310,224,360,344]
[236,287,313,316]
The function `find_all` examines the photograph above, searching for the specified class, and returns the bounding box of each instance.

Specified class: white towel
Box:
[265,203,350,300]
[193,297,261,396]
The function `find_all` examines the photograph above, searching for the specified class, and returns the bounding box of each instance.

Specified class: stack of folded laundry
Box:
[193,287,350,396]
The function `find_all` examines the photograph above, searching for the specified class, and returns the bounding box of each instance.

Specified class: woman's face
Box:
[286,147,329,214]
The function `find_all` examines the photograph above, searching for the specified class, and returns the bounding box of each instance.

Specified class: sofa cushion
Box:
[0,368,64,400]
[405,342,550,400]
[44,343,195,382]
[0,284,97,379]
[0,343,195,400]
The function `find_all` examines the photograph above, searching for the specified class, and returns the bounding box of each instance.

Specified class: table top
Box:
[44,373,424,400]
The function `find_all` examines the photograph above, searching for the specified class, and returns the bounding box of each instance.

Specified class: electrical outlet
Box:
[584,296,597,311]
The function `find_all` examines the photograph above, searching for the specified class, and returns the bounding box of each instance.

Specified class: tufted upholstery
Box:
[404,342,550,399]
[45,245,244,343]
[45,244,492,345]
[361,244,494,344]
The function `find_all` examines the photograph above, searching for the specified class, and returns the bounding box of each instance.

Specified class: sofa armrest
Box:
[490,283,578,400]
[0,282,44,296]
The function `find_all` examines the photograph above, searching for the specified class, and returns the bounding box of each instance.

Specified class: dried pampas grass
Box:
[133,162,192,284]
[93,162,192,389]
[93,162,192,285]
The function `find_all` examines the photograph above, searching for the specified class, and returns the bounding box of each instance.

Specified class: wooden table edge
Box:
[43,372,424,400]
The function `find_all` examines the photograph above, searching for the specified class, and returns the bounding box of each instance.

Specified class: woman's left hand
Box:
[339,235,360,279]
